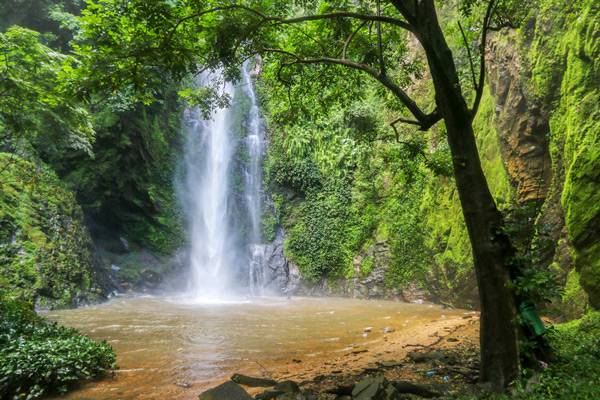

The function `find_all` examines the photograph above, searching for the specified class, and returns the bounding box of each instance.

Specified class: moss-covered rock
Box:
[0,153,102,308]
[525,0,600,308]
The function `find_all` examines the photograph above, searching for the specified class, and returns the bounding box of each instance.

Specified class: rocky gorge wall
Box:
[266,0,599,316]
[0,153,103,308]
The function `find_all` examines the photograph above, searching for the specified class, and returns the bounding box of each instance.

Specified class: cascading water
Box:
[182,66,268,299]
[183,75,237,299]
[241,62,268,296]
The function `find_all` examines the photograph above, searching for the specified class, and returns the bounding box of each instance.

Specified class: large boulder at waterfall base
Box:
[198,381,253,400]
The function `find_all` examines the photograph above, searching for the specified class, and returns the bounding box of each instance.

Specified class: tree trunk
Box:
[406,0,521,391]
[442,109,521,390]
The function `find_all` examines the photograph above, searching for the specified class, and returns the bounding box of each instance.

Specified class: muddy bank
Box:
[208,312,481,399]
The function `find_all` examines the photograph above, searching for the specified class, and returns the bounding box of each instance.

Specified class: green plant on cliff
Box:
[522,0,600,308]
[501,200,562,308]
[0,298,116,400]
[41,79,187,255]
[0,153,101,308]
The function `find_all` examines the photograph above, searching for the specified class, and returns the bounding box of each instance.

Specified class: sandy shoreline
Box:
[239,312,481,398]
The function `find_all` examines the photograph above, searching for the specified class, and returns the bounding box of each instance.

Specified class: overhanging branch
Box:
[258,45,440,130]
[343,21,368,60]
[166,4,413,44]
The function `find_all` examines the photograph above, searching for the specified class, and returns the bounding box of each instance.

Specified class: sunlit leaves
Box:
[178,87,232,119]
[0,26,94,155]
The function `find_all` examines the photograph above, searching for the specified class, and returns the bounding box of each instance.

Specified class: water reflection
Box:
[42,296,463,400]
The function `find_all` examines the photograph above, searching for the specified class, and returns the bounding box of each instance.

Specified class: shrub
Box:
[0,299,116,399]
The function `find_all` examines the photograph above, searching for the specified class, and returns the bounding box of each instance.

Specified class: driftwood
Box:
[391,381,442,398]
[231,373,277,387]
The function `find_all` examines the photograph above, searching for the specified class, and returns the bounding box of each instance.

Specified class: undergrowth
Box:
[0,298,116,400]
[472,311,600,399]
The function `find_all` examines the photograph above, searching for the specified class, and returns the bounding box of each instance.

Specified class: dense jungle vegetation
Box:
[1,0,599,398]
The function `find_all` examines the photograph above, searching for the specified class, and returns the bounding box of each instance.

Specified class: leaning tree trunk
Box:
[407,0,521,391]
[441,106,521,390]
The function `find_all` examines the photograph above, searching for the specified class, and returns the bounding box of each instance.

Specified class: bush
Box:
[0,299,116,399]
[469,312,600,400]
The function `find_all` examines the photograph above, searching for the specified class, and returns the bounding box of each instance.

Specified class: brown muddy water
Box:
[42,295,466,400]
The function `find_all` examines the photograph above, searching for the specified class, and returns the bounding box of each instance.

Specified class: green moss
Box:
[359,255,374,279]
[524,0,600,307]
[261,213,279,243]
[473,87,514,202]
[0,153,101,308]
[412,87,512,307]
[562,269,590,318]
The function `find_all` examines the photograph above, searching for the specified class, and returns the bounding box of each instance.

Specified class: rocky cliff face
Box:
[486,29,590,318]
[261,229,302,295]
[0,154,104,308]
[526,1,600,309]
[276,1,599,315]
[276,237,432,304]
[487,33,553,205]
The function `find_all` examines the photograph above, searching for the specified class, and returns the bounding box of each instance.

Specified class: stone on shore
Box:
[198,381,253,400]
[274,380,300,394]
[255,389,285,399]
[352,376,389,400]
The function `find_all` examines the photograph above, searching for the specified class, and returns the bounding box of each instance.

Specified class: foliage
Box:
[358,255,374,279]
[0,298,116,400]
[501,200,562,307]
[0,153,101,308]
[42,78,187,255]
[472,312,600,400]
[261,213,279,243]
[284,178,358,281]
[0,0,82,49]
[0,26,94,155]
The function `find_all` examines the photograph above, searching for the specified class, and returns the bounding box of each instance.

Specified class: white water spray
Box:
[184,75,236,299]
[241,62,268,296]
[182,66,268,300]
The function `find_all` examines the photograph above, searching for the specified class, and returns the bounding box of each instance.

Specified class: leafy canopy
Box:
[74,0,535,128]
[0,26,94,155]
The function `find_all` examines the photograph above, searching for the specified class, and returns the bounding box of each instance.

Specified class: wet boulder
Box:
[198,381,253,399]
[274,380,300,394]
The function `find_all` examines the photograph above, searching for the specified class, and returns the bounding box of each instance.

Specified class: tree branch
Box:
[165,4,413,45]
[471,0,497,119]
[389,0,417,21]
[343,21,368,60]
[377,0,386,76]
[458,20,478,92]
[259,45,439,129]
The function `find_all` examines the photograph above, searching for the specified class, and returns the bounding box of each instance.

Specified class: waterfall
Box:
[241,62,267,296]
[184,75,237,299]
[182,65,267,299]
